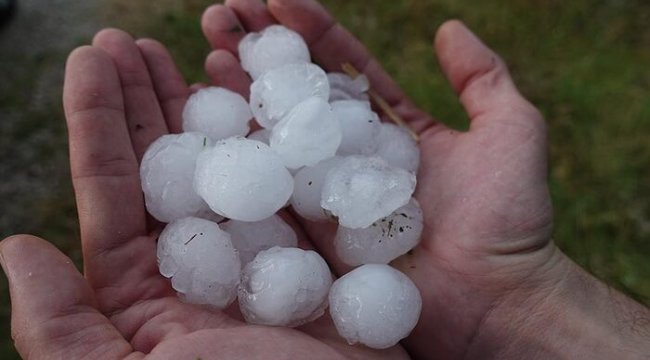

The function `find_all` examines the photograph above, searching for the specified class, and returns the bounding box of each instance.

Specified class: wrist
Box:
[466,246,650,359]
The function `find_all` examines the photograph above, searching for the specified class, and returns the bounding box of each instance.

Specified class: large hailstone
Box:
[332,100,381,156]
[270,97,342,169]
[221,214,298,265]
[239,25,311,80]
[291,156,343,221]
[140,132,213,223]
[328,264,422,349]
[182,87,252,140]
[327,72,370,102]
[238,247,333,327]
[194,137,294,222]
[157,217,241,309]
[250,63,329,129]
[374,123,420,173]
[321,156,416,229]
[335,198,423,266]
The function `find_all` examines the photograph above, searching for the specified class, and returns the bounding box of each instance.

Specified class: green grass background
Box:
[1,0,649,357]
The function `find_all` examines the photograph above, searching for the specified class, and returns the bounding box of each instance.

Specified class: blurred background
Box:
[0,0,649,357]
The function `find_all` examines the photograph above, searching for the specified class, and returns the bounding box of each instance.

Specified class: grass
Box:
[0,0,649,358]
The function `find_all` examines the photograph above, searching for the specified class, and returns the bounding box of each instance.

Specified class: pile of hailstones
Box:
[141,25,423,350]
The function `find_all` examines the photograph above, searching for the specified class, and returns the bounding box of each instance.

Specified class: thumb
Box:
[434,20,543,130]
[0,235,133,359]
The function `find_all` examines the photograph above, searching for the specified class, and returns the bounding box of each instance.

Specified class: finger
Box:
[225,0,276,32]
[205,49,251,99]
[268,0,402,107]
[93,28,169,161]
[63,46,147,268]
[433,20,543,129]
[0,235,133,359]
[201,4,246,55]
[64,47,168,314]
[136,38,189,134]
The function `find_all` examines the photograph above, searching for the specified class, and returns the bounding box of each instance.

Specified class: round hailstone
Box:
[291,156,343,221]
[250,63,329,129]
[182,87,252,140]
[270,97,342,169]
[239,247,333,327]
[321,156,416,229]
[140,132,214,223]
[332,100,381,156]
[329,264,422,349]
[194,137,294,222]
[221,214,298,265]
[157,217,241,309]
[335,198,423,266]
[327,72,370,102]
[246,128,271,145]
[239,25,310,80]
[374,123,420,173]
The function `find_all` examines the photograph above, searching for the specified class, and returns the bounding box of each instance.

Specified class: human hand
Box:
[3,0,648,359]
[0,27,407,360]
[202,0,558,358]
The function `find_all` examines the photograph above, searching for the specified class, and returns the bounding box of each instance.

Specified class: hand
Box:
[0,0,555,358]
[0,21,405,360]
[203,0,557,358]
[3,1,648,359]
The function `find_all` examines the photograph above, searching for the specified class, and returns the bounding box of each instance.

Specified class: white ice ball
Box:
[327,72,370,102]
[328,264,421,349]
[194,137,294,222]
[291,156,343,221]
[140,132,213,223]
[374,123,420,173]
[157,217,241,309]
[332,100,381,156]
[239,25,311,80]
[321,155,416,229]
[270,97,342,169]
[250,63,329,129]
[335,198,423,266]
[182,87,252,141]
[221,214,298,265]
[238,247,333,327]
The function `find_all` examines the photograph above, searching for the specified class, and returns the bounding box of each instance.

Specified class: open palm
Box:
[0,0,563,359]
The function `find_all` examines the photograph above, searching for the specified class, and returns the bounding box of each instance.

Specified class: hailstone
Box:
[270,97,342,169]
[321,155,416,229]
[157,217,241,309]
[331,100,381,156]
[291,156,343,222]
[194,137,294,222]
[335,198,423,266]
[182,87,252,140]
[249,63,329,129]
[239,25,311,80]
[374,123,420,173]
[238,247,332,327]
[328,264,422,349]
[140,132,213,223]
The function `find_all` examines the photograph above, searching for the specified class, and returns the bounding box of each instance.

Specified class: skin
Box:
[1,0,649,359]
